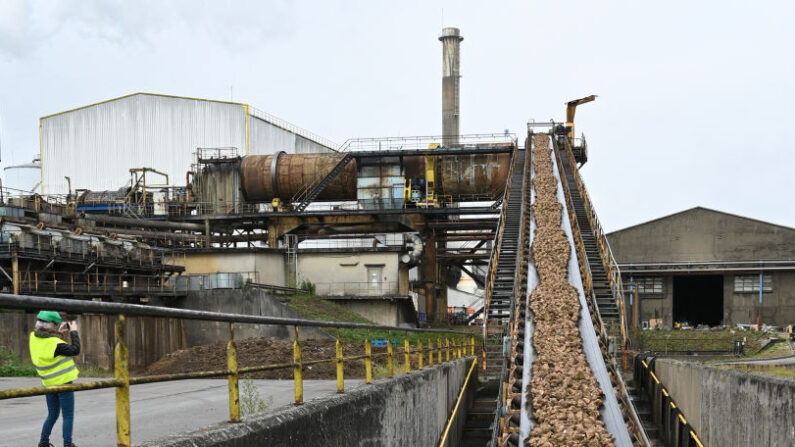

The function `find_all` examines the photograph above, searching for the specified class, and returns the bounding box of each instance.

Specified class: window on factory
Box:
[636,277,663,295]
[734,274,772,293]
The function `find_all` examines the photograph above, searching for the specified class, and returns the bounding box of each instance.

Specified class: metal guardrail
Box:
[338,133,516,152]
[0,293,475,447]
[315,281,402,297]
[635,357,705,447]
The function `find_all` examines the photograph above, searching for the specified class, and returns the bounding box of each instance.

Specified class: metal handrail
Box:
[0,293,476,447]
[636,358,704,447]
[482,145,519,332]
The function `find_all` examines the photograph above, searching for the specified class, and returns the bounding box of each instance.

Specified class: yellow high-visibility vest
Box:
[29,332,79,387]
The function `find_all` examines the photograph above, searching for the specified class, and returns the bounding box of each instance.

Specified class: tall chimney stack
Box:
[439,27,463,147]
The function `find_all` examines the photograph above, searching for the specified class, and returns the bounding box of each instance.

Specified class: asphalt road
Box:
[0,378,363,447]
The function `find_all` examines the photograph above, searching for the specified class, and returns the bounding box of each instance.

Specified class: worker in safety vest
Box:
[29,310,80,447]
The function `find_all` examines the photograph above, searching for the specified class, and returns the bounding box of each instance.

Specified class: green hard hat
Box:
[37,310,62,324]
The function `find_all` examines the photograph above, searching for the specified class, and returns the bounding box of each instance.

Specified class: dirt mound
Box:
[144,337,390,380]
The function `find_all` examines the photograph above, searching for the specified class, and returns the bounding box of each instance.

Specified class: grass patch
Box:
[633,328,772,355]
[0,347,36,377]
[747,339,793,359]
[283,294,479,347]
[720,364,795,379]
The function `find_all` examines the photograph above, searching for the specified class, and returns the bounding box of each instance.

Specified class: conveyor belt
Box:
[473,130,652,447]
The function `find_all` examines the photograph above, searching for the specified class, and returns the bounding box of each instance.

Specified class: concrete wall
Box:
[0,312,186,372]
[654,359,795,447]
[723,271,795,326]
[332,298,416,327]
[298,251,402,295]
[139,358,475,447]
[0,289,327,372]
[152,289,329,345]
[608,207,795,263]
[176,251,285,286]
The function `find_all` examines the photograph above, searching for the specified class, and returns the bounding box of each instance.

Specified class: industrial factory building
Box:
[39,92,337,194]
[607,207,795,328]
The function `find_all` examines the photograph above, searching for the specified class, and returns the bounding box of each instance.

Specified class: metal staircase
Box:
[294,153,354,212]
[485,149,526,327]
[556,142,622,332]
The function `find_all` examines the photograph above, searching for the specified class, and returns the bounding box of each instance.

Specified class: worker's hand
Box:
[68,321,79,332]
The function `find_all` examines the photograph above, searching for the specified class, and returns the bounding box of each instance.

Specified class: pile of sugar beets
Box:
[526,133,614,447]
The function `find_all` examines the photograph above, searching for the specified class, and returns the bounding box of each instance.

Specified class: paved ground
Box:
[715,339,795,366]
[0,378,364,447]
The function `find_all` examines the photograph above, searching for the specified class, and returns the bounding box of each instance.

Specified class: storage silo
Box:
[3,159,42,193]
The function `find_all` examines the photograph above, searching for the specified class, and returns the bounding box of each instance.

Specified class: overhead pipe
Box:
[84,214,205,232]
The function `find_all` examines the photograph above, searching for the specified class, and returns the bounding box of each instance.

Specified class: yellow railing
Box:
[638,359,704,447]
[0,293,476,447]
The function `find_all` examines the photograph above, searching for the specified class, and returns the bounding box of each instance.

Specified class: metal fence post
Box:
[438,337,442,364]
[428,339,434,366]
[336,330,344,393]
[418,339,424,370]
[115,315,131,447]
[227,322,240,422]
[470,337,475,356]
[387,337,394,378]
[293,326,303,404]
[365,333,372,384]
[404,339,411,374]
[445,338,450,362]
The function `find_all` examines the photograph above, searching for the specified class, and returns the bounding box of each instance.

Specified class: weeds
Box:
[0,348,36,377]
[240,373,273,416]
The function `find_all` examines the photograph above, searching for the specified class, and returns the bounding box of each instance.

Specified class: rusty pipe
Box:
[240,152,358,202]
[239,152,509,202]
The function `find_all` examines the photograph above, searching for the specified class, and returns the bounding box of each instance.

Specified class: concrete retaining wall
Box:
[139,358,475,447]
[1,289,328,371]
[152,289,330,345]
[655,359,795,447]
[0,312,186,371]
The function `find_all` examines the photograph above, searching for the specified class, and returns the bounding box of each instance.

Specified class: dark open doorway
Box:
[673,275,723,326]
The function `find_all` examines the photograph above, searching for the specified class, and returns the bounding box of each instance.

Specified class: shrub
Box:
[0,348,36,377]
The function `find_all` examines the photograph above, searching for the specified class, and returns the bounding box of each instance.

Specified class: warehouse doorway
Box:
[673,275,723,326]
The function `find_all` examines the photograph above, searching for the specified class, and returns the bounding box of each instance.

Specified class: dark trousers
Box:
[39,388,74,445]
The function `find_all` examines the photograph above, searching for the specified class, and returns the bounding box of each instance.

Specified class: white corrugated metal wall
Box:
[40,93,335,195]
[247,115,333,155]
[41,94,247,194]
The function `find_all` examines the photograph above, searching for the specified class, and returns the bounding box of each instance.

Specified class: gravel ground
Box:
[526,134,614,447]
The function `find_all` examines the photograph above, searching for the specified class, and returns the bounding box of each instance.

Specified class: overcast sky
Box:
[0,1,793,231]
